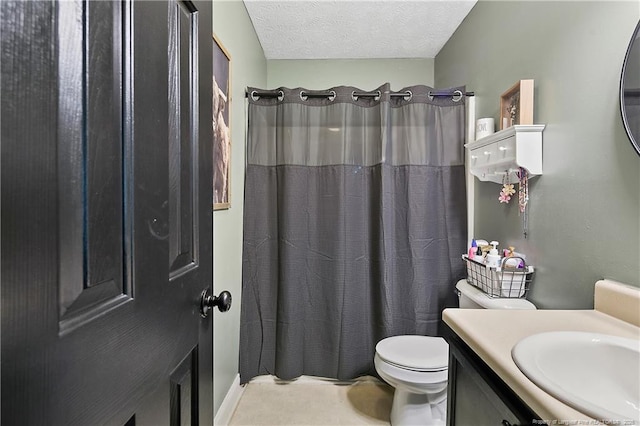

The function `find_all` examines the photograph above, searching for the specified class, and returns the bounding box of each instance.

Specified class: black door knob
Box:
[200,289,232,317]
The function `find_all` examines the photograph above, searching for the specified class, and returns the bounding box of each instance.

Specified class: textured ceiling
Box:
[243,0,477,60]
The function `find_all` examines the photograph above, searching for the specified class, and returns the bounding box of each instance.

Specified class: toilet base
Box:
[390,388,446,426]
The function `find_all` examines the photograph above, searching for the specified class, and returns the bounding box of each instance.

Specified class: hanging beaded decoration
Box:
[517,167,529,238]
[499,171,515,203]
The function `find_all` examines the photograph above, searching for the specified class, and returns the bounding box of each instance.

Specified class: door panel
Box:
[168,0,200,278]
[57,0,128,331]
[170,348,199,426]
[1,1,214,425]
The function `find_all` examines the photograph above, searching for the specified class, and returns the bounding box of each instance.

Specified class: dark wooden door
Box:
[1,1,214,425]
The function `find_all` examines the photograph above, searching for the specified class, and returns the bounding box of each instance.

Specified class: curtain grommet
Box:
[351,90,381,101]
[403,90,413,102]
[250,90,285,102]
[452,90,463,102]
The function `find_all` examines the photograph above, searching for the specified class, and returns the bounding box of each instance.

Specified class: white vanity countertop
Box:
[443,279,640,423]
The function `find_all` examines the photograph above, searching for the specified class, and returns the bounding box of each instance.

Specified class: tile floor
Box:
[228,376,393,425]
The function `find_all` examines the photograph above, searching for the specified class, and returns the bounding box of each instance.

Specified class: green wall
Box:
[267,58,435,89]
[212,0,266,415]
[435,1,640,309]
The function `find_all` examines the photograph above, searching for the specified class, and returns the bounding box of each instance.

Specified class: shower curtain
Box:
[240,83,467,384]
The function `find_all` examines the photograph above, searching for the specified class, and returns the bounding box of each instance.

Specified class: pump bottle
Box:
[485,241,501,268]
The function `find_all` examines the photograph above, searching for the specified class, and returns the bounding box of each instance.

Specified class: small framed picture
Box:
[500,79,534,129]
[213,34,231,210]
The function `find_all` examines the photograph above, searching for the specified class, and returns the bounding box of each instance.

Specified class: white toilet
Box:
[374,279,536,425]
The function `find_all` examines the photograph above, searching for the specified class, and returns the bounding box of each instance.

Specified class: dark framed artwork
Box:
[213,34,231,210]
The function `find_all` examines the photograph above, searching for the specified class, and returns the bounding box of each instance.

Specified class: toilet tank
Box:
[456,279,536,310]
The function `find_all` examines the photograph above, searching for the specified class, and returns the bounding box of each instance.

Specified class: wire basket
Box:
[462,254,534,298]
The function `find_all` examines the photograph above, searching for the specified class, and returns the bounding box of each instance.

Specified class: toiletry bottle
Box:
[468,239,477,259]
[486,241,501,268]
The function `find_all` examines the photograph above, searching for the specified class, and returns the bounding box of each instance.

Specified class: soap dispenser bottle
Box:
[486,241,501,268]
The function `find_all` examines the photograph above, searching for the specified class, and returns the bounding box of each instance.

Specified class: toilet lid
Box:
[375,335,448,372]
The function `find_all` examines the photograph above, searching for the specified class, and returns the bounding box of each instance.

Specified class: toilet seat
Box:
[375,335,448,372]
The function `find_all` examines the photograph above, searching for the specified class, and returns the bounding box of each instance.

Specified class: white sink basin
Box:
[512,331,640,422]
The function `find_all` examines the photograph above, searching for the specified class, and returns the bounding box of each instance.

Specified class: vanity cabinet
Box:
[445,325,541,426]
[465,124,545,184]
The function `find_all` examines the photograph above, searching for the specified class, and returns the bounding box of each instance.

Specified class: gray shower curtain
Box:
[239,83,467,384]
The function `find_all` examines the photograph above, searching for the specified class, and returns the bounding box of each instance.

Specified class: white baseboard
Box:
[214,374,246,426]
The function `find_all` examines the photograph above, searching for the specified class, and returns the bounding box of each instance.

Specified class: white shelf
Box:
[465,124,545,184]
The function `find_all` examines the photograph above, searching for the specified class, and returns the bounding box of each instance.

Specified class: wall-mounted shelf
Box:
[465,124,545,184]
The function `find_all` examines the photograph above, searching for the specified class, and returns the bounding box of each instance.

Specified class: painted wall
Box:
[267,59,435,90]
[435,1,640,309]
[212,0,266,415]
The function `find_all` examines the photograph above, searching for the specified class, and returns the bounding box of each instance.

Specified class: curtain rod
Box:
[246,89,474,100]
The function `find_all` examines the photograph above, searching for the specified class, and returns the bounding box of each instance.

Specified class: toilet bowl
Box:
[374,335,449,426]
[375,279,537,425]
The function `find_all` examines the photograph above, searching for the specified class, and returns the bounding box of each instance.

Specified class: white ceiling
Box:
[243,0,477,60]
